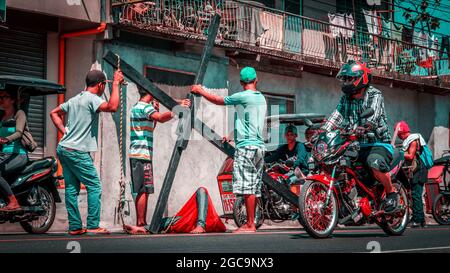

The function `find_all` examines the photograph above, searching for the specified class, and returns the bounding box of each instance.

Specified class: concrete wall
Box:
[97,41,230,229]
[7,0,101,22]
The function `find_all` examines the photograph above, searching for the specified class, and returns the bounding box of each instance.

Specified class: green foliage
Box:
[398,0,441,31]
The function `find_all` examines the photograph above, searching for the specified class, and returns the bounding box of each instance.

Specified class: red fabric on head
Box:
[168,187,226,233]
[395,121,410,134]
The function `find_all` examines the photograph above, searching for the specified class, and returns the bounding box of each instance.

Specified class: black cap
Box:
[85,70,107,87]
[285,125,298,135]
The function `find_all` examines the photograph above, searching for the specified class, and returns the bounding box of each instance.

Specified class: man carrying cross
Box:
[50,69,124,235]
[191,66,267,233]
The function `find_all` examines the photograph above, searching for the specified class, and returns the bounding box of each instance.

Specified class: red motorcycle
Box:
[298,108,410,238]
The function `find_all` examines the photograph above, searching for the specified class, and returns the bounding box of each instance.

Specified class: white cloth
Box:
[362,9,380,36]
[428,34,439,58]
[402,133,427,152]
[328,13,354,39]
[413,30,428,61]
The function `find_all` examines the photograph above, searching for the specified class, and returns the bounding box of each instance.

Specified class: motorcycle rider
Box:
[0,89,29,212]
[322,60,398,213]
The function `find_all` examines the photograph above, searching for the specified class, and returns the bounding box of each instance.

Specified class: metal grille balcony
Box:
[111,0,450,93]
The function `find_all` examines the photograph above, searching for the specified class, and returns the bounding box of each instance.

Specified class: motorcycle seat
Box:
[389,148,404,171]
[20,157,55,174]
[434,155,450,165]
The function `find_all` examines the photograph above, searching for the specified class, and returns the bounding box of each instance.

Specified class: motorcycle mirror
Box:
[285,160,294,168]
[360,108,375,119]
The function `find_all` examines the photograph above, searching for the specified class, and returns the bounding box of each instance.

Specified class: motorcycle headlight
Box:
[313,141,329,161]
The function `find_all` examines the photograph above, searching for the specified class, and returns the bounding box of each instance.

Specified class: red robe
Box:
[168,188,227,233]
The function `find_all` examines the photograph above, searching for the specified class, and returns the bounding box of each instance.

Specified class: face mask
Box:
[341,83,356,95]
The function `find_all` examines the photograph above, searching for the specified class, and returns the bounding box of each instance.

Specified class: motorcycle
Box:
[0,75,65,234]
[430,150,450,225]
[298,108,410,238]
[233,160,303,228]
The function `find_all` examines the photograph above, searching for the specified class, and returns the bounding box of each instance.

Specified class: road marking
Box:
[380,246,450,253]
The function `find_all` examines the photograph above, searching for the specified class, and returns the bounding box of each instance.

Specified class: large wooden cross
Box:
[104,15,299,234]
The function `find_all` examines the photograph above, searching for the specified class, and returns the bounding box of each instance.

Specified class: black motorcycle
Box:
[0,75,65,234]
[233,161,302,228]
[0,157,62,234]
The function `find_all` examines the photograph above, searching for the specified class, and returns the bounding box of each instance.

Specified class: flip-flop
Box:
[85,227,110,235]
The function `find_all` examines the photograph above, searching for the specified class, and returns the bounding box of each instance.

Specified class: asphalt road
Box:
[1,225,450,253]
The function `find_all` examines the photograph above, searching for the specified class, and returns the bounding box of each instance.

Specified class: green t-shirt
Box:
[224,90,267,148]
[59,91,105,152]
[0,115,27,154]
[129,101,156,161]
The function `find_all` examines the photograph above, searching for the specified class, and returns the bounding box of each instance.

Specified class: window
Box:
[263,92,296,149]
[303,0,337,21]
[285,0,301,15]
[144,65,195,86]
[254,0,275,8]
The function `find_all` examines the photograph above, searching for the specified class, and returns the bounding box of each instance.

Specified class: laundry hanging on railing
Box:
[259,11,283,50]
[328,13,354,39]
[427,34,439,58]
[236,5,266,46]
[402,26,413,44]
[362,9,381,38]
[413,30,429,62]
[391,23,403,41]
[381,17,391,39]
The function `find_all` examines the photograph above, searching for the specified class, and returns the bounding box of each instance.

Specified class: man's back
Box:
[224,90,267,148]
[59,91,105,152]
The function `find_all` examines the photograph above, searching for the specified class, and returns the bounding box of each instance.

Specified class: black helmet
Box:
[336,60,372,95]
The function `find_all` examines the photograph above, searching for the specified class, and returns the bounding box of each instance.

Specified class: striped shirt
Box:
[323,86,391,144]
[129,101,157,161]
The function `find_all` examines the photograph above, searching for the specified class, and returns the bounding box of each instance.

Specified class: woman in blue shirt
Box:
[0,90,28,212]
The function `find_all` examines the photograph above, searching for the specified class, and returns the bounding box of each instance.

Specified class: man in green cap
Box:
[191,66,267,233]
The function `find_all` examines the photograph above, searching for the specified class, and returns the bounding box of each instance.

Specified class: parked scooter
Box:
[0,76,65,234]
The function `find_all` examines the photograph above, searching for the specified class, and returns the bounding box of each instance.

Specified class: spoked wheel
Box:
[20,186,56,234]
[233,196,264,229]
[379,182,409,236]
[299,180,338,239]
[432,193,450,225]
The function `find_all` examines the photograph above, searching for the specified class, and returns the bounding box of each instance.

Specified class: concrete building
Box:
[0,0,449,232]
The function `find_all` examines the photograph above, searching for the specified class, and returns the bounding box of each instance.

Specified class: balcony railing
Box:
[111,0,450,91]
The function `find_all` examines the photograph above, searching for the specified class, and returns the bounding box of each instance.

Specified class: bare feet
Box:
[190,225,206,234]
[124,224,150,235]
[232,224,256,233]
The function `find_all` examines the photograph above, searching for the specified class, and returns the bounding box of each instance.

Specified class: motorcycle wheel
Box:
[298,180,338,239]
[379,182,409,236]
[232,197,264,229]
[432,193,450,225]
[20,186,56,234]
